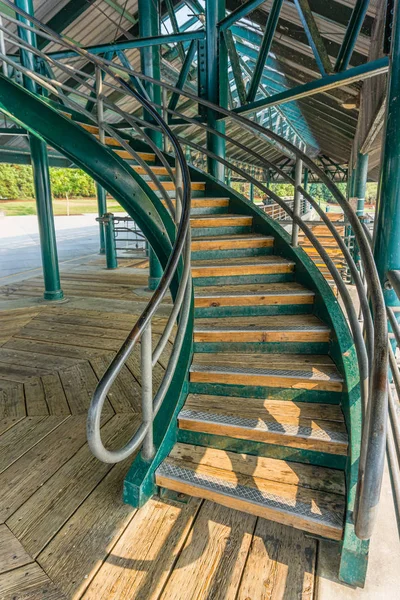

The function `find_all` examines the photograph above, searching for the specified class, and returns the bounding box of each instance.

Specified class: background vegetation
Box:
[0,164,378,216]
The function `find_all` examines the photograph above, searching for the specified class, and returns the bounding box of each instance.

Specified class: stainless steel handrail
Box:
[1,5,193,464]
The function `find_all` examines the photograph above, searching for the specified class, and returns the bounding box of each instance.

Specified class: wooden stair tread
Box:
[190,353,343,391]
[194,314,330,343]
[192,255,294,267]
[192,233,273,242]
[168,443,346,495]
[156,453,345,540]
[179,395,347,455]
[194,314,329,331]
[149,181,205,191]
[194,282,314,306]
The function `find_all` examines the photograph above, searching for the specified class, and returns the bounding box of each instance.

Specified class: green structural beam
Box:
[168,39,197,112]
[139,0,162,289]
[293,0,332,75]
[218,0,266,31]
[373,0,400,312]
[37,0,96,50]
[205,0,227,181]
[335,0,371,72]
[246,0,283,103]
[234,56,389,114]
[223,29,246,105]
[46,30,205,60]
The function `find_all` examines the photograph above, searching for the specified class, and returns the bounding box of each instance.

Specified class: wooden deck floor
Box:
[0,258,322,599]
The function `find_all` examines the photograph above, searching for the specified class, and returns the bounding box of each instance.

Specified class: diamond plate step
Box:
[189,353,344,393]
[193,314,330,344]
[156,451,345,540]
[178,394,348,455]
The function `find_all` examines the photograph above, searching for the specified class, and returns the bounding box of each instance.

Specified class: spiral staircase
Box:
[0,4,390,589]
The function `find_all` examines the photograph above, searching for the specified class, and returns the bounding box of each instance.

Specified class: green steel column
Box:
[138,0,162,148]
[15,0,63,301]
[103,213,118,269]
[205,0,227,181]
[354,152,369,216]
[249,182,254,203]
[96,183,106,254]
[138,0,162,288]
[373,0,400,312]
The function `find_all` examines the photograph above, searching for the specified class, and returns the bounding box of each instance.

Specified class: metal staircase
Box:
[0,3,390,589]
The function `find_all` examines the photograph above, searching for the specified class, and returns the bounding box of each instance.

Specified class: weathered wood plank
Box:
[159,501,256,600]
[82,497,202,600]
[90,355,141,413]
[0,381,26,417]
[236,519,316,599]
[0,524,32,574]
[58,363,114,415]
[7,415,140,558]
[24,377,49,416]
[0,416,67,474]
[0,416,101,522]
[37,458,138,598]
[0,562,67,600]
[41,373,71,415]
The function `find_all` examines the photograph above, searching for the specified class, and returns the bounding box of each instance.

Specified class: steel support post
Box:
[138,0,162,288]
[291,158,302,246]
[249,182,254,203]
[138,0,162,148]
[96,183,106,254]
[206,0,227,181]
[103,213,118,270]
[373,0,400,314]
[354,152,369,216]
[15,0,63,301]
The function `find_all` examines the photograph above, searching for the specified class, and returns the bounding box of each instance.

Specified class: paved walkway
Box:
[0,214,103,279]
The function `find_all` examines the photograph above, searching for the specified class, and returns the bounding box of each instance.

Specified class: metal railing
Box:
[0,3,390,539]
[0,3,192,464]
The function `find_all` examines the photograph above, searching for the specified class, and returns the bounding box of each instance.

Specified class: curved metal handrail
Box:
[1,5,388,538]
[1,4,193,464]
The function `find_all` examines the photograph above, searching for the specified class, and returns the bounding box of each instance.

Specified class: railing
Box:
[113,216,148,259]
[0,3,192,464]
[0,3,389,539]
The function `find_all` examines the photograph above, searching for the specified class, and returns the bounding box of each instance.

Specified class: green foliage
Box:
[308,182,347,204]
[0,164,96,199]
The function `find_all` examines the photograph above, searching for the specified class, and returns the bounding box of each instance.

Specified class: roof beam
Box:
[224,29,247,105]
[293,0,333,75]
[246,0,283,102]
[46,30,205,60]
[335,0,371,72]
[233,56,389,115]
[218,0,266,31]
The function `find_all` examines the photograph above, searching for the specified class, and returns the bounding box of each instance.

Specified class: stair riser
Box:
[193,274,295,286]
[191,226,252,237]
[193,341,330,354]
[194,304,314,318]
[190,206,232,215]
[189,382,342,404]
[192,247,274,260]
[155,190,205,198]
[177,429,347,470]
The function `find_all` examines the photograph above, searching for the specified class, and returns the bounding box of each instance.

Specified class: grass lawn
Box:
[0,197,124,216]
